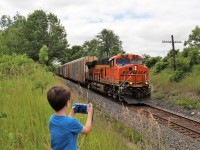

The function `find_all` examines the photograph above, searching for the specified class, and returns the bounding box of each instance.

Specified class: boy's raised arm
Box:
[81,103,93,135]
[68,106,75,118]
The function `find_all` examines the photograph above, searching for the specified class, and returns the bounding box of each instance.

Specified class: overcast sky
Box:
[1,0,200,57]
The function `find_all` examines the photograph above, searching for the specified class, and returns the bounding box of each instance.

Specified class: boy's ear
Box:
[66,100,70,106]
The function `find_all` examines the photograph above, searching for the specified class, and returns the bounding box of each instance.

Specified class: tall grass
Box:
[69,92,142,150]
[177,65,200,92]
[150,69,172,99]
[0,65,58,149]
[150,66,200,109]
[0,54,142,149]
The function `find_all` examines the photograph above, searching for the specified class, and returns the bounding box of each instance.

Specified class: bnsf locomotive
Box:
[57,54,151,104]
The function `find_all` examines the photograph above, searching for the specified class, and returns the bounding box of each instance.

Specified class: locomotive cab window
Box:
[109,59,114,67]
[116,58,130,66]
[132,59,143,65]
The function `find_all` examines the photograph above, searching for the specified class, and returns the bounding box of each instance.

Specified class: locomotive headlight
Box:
[145,81,148,84]
[134,66,137,71]
[130,82,133,85]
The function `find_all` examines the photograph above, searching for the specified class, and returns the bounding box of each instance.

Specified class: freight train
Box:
[56,54,151,104]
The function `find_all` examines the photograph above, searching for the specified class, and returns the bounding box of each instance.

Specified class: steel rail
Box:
[129,105,200,142]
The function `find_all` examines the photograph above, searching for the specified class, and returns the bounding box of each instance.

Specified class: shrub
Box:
[168,55,191,82]
[191,65,200,75]
[153,61,168,74]
[39,45,48,65]
[188,48,200,66]
[0,54,35,76]
[182,47,200,66]
[169,71,186,82]
[174,98,200,109]
[145,56,162,68]
[176,57,190,72]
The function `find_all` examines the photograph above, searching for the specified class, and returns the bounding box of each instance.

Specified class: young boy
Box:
[47,85,93,150]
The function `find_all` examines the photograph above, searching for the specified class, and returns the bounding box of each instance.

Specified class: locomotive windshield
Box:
[116,58,130,66]
[132,59,143,65]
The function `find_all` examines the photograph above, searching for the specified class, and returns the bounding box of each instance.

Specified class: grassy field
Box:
[0,54,144,150]
[72,93,145,150]
[150,65,200,109]
[0,63,57,149]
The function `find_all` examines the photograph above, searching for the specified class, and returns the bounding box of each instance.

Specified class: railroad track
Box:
[63,77,200,142]
[129,104,200,142]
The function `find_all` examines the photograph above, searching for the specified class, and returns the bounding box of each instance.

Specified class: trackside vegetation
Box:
[0,54,143,149]
[145,26,200,109]
[0,54,57,149]
[150,67,200,109]
[140,27,200,109]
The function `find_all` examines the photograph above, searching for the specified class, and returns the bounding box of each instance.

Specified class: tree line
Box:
[0,10,123,66]
[144,26,200,82]
[0,9,200,82]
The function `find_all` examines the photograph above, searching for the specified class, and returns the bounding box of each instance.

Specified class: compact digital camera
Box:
[73,103,89,114]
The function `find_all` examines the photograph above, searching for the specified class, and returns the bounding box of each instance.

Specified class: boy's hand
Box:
[88,103,93,115]
[68,106,75,118]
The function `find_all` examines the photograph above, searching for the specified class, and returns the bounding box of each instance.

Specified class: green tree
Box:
[0,30,7,54]
[0,15,12,30]
[24,10,48,61]
[24,10,69,64]
[110,45,125,56]
[0,13,27,55]
[66,45,84,62]
[184,26,200,47]
[96,29,123,58]
[142,54,151,65]
[82,39,98,56]
[182,47,200,66]
[145,56,162,68]
[46,13,68,64]
[39,45,48,65]
[153,61,168,74]
[0,10,68,66]
[166,49,179,58]
[169,55,190,82]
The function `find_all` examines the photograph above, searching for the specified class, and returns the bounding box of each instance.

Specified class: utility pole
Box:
[162,35,182,71]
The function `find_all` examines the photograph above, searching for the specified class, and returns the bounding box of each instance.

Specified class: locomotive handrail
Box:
[119,73,133,87]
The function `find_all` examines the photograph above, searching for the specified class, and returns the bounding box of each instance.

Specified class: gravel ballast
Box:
[64,79,200,150]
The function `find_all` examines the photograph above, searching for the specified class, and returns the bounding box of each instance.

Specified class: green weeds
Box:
[150,65,200,109]
[0,58,57,149]
[173,98,200,109]
[71,93,143,150]
[0,54,143,150]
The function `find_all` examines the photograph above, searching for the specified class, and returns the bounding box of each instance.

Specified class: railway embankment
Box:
[149,67,200,122]
[64,79,200,150]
